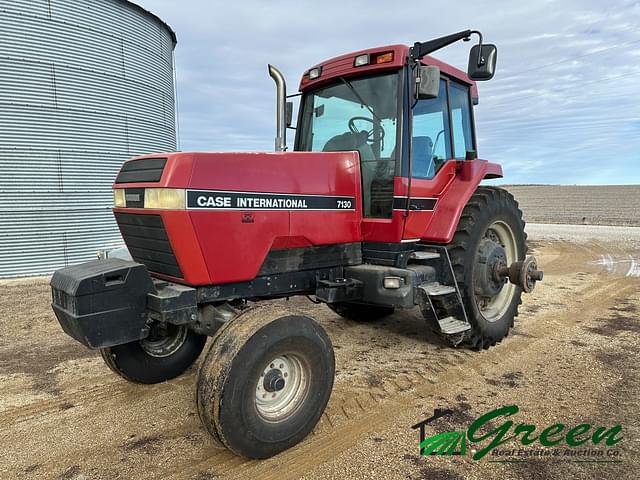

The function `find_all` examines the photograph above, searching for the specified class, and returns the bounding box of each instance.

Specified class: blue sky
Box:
[137,0,640,185]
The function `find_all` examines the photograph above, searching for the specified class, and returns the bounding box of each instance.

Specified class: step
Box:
[410,251,440,260]
[437,316,472,335]
[419,282,457,296]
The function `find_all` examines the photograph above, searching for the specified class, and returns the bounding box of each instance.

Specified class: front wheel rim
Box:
[140,323,188,357]
[475,220,518,323]
[255,354,310,422]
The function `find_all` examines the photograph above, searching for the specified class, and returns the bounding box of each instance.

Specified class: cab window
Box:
[449,82,474,159]
[411,79,451,179]
[297,72,400,218]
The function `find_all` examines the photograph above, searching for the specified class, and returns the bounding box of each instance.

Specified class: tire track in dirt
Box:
[162,274,633,480]
[0,380,122,425]
[0,372,196,427]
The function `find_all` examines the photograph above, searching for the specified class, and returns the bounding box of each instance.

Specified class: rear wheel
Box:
[100,322,207,384]
[196,306,335,458]
[448,187,526,349]
[327,302,395,322]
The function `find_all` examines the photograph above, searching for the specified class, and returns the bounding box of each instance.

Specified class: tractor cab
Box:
[269,30,500,243]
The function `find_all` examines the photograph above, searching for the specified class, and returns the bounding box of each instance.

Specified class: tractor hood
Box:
[113,151,361,196]
[111,151,363,286]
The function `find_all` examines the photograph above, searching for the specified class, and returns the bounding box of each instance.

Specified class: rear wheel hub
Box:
[475,237,508,297]
[473,222,519,323]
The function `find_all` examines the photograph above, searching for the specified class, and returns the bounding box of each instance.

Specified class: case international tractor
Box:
[51,30,543,459]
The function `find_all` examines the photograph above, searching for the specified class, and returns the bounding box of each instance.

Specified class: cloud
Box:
[137,0,640,184]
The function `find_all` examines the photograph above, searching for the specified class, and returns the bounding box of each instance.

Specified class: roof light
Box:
[374,52,394,64]
[308,67,322,79]
[354,54,370,67]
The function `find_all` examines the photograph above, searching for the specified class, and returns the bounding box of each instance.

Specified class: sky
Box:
[136,0,640,185]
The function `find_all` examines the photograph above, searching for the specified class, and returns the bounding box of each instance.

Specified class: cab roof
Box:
[298,44,478,101]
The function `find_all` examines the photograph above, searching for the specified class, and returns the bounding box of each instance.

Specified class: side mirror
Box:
[416,65,440,99]
[468,44,497,80]
[285,101,293,127]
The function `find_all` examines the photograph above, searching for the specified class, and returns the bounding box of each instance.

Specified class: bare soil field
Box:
[504,185,640,227]
[1,224,639,479]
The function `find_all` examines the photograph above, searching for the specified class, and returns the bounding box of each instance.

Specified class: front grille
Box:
[115,158,167,183]
[114,212,183,278]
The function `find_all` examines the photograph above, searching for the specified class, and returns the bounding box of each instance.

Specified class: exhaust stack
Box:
[268,64,287,152]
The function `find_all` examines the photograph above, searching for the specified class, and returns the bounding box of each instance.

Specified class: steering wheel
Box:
[348,116,385,144]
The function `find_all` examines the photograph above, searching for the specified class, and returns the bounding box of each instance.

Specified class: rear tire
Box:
[448,187,526,349]
[100,323,207,384]
[327,302,395,322]
[196,306,335,458]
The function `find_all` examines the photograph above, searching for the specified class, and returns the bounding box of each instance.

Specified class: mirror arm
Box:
[410,29,472,61]
[464,30,485,67]
[411,59,420,107]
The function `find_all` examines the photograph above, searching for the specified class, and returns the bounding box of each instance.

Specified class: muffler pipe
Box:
[268,64,287,152]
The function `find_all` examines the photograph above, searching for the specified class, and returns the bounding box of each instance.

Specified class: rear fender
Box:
[422,160,502,243]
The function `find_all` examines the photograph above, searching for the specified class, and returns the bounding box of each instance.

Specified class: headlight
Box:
[113,189,126,207]
[144,188,186,209]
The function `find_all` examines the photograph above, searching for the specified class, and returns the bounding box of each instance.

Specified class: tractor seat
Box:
[412,135,435,179]
[322,131,374,160]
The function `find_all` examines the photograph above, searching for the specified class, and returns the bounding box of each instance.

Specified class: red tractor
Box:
[51,30,542,459]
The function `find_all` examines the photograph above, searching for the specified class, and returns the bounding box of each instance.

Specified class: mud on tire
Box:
[196,306,335,458]
[448,186,527,349]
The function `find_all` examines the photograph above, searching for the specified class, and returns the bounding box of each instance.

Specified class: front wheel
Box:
[196,306,335,458]
[100,323,207,384]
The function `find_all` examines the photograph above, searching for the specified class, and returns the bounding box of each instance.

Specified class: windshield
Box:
[296,72,400,218]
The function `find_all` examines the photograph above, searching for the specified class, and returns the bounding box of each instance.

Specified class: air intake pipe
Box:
[268,64,287,152]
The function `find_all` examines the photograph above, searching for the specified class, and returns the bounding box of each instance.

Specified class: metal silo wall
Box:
[0,0,176,277]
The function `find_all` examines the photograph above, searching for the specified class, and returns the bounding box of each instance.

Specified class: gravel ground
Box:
[525,223,640,248]
[0,225,638,479]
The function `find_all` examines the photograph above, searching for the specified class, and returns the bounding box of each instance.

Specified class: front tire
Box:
[448,187,527,349]
[196,306,335,458]
[100,323,207,384]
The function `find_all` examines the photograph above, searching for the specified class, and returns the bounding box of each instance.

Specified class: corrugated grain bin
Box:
[0,0,177,277]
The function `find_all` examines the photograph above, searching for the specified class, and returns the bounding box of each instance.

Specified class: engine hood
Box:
[114,151,361,198]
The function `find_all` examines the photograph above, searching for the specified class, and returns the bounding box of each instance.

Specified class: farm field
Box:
[504,185,640,227]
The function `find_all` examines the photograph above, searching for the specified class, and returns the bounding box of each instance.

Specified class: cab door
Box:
[402,76,476,240]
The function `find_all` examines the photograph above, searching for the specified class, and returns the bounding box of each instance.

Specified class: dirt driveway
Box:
[1,226,638,479]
